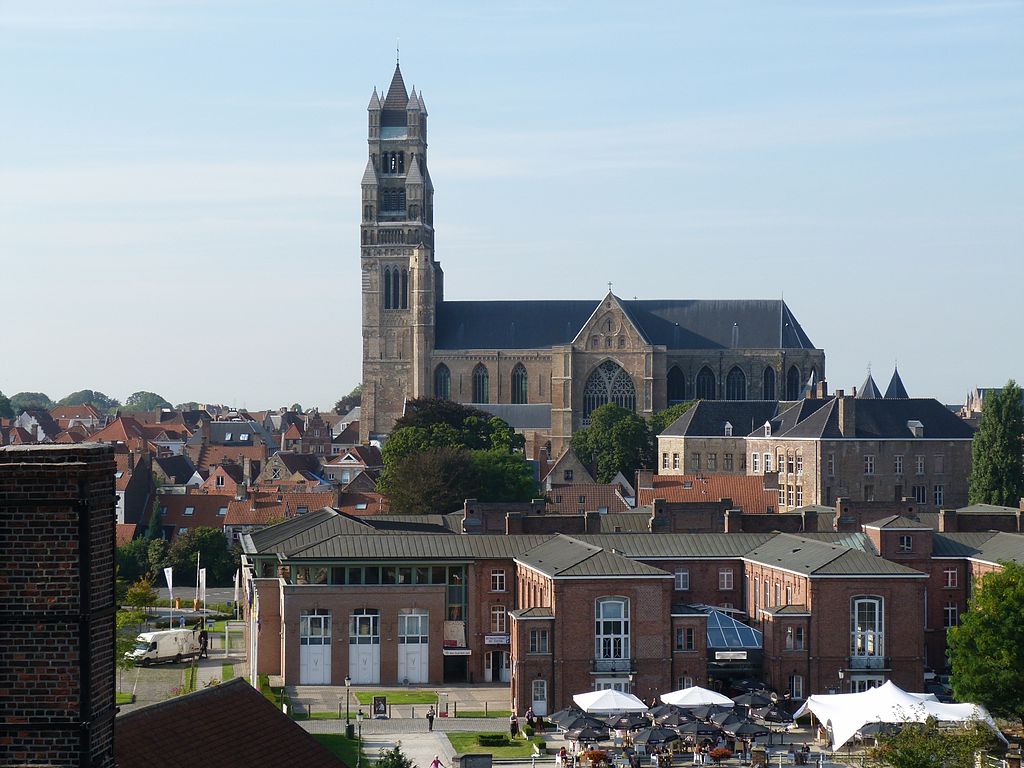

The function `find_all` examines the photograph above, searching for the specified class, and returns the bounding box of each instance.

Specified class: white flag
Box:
[233,569,240,605]
[199,568,207,604]
[164,566,174,601]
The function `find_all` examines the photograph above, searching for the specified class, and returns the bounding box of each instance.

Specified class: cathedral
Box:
[360,64,826,452]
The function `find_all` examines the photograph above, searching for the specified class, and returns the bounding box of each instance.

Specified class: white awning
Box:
[660,686,735,707]
[573,689,648,713]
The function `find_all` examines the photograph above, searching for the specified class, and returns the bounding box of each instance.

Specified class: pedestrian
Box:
[426,705,435,731]
[526,705,535,728]
[198,629,209,659]
[430,756,445,768]
[510,713,520,739]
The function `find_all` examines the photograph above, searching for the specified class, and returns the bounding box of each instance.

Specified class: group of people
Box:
[509,706,538,739]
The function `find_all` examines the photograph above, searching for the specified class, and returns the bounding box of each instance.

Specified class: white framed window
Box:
[851,596,884,658]
[718,568,734,591]
[690,453,700,471]
[943,602,958,628]
[787,454,795,474]
[934,485,944,507]
[239,432,250,441]
[662,453,669,470]
[899,535,913,552]
[912,485,927,504]
[943,567,957,589]
[675,626,695,651]
[724,453,734,471]
[215,475,225,487]
[218,506,227,517]
[785,626,805,650]
[563,469,573,482]
[300,608,332,645]
[788,674,804,700]
[491,569,506,592]
[672,453,680,470]
[795,487,803,506]
[184,506,194,516]
[764,453,772,472]
[796,454,803,475]
[398,610,428,644]
[864,455,874,475]
[178,527,188,535]
[786,486,794,507]
[490,605,507,634]
[752,453,760,473]
[595,597,630,661]
[679,676,694,690]
[764,422,771,437]
[894,455,904,475]
[224,432,232,441]
[708,453,717,471]
[724,422,733,437]
[529,629,549,654]
[916,455,925,475]
[674,569,690,591]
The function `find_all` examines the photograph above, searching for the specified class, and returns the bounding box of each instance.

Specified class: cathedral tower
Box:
[360,63,442,441]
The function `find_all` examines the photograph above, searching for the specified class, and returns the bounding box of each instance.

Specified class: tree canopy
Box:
[9,391,54,413]
[57,389,121,411]
[649,401,696,437]
[123,391,172,412]
[394,397,525,451]
[164,528,237,587]
[947,560,1024,725]
[969,380,1024,507]
[571,403,654,483]
[334,383,363,415]
[0,391,12,420]
[868,717,998,768]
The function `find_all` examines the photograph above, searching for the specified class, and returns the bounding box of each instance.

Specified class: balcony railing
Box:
[848,655,891,670]
[592,658,636,674]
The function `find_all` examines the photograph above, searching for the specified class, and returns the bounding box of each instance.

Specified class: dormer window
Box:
[898,535,913,552]
[724,422,733,437]
[764,422,771,437]
[239,433,249,441]
[225,432,232,441]
[184,506,194,517]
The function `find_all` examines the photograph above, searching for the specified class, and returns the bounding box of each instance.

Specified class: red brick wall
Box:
[0,444,117,768]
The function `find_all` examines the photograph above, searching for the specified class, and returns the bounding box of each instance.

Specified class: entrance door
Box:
[299,610,332,685]
[485,650,511,683]
[532,679,548,717]
[398,610,429,684]
[349,609,380,684]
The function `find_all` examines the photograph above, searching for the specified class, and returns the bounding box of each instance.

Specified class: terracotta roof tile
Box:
[225,491,340,526]
[157,493,230,535]
[638,475,778,513]
[116,523,137,546]
[546,483,630,513]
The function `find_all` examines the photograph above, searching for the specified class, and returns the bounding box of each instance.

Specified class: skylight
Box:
[706,609,762,649]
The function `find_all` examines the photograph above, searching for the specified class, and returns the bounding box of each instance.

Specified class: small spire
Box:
[884,365,909,399]
[367,86,381,111]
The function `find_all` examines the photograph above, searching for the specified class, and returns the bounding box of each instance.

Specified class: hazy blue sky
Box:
[1,0,1021,410]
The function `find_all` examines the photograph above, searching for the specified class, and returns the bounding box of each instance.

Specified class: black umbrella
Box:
[633,727,681,747]
[713,713,749,730]
[732,692,774,709]
[605,712,650,731]
[549,707,585,727]
[725,721,770,738]
[689,704,733,721]
[750,705,794,724]
[649,704,680,719]
[568,726,609,743]
[731,679,775,693]
[562,713,610,732]
[656,711,694,727]
[677,721,723,736]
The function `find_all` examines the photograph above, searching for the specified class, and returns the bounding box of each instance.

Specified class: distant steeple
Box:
[884,366,909,399]
[383,63,409,110]
[858,371,881,399]
[367,86,381,111]
[361,158,378,186]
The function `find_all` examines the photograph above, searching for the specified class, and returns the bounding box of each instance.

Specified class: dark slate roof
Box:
[154,454,198,484]
[862,515,932,530]
[115,678,345,768]
[598,513,652,533]
[778,398,975,440]
[517,534,670,578]
[435,298,817,351]
[932,532,1024,564]
[671,604,710,616]
[744,533,924,577]
[475,403,552,430]
[661,401,779,437]
[884,367,909,399]
[956,503,1021,515]
[380,63,408,126]
[858,374,882,399]
[761,398,831,436]
[760,604,811,616]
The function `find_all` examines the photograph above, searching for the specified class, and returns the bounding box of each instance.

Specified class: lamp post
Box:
[837,668,844,694]
[345,675,354,739]
[357,709,364,768]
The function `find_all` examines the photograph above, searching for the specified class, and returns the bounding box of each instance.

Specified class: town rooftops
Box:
[932,531,1024,565]
[510,606,554,619]
[661,401,780,438]
[778,398,974,440]
[863,515,933,530]
[637,475,778,514]
[742,533,925,577]
[516,534,672,579]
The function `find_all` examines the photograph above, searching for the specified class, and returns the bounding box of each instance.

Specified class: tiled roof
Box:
[863,515,932,530]
[88,416,146,444]
[225,491,339,527]
[20,408,61,439]
[158,493,230,534]
[516,534,671,578]
[116,523,137,546]
[198,445,267,473]
[154,454,199,485]
[115,678,345,767]
[546,483,630,514]
[637,475,778,514]
[274,451,322,474]
[283,423,303,440]
[336,491,389,515]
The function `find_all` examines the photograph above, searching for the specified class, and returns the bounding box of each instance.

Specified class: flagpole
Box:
[195,550,201,620]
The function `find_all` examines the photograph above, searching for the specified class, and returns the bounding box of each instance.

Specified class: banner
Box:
[233,569,240,605]
[163,566,174,600]
[199,568,207,604]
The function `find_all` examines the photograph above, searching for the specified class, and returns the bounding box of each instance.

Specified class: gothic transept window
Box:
[434,364,451,400]
[582,360,636,421]
[667,366,688,405]
[726,366,747,400]
[786,365,801,400]
[472,364,489,404]
[695,366,717,400]
[511,363,528,405]
[763,366,776,400]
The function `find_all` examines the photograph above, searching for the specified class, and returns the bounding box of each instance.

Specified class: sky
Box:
[1,0,1021,411]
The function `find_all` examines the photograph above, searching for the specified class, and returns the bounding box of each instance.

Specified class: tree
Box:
[379,446,480,515]
[116,537,151,583]
[290,403,303,412]
[571,404,654,483]
[9,391,53,413]
[649,401,696,437]
[123,391,172,412]
[124,576,158,611]
[116,607,145,691]
[334,383,363,415]
[969,380,1024,507]
[947,560,1024,725]
[165,527,237,587]
[146,539,168,580]
[0,391,12,420]
[57,389,121,411]
[394,398,525,452]
[376,744,415,768]
[470,449,540,503]
[868,717,998,768]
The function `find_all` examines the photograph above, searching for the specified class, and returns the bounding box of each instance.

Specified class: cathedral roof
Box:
[884,366,909,399]
[857,373,881,399]
[434,298,817,351]
[417,90,427,116]
[381,63,409,127]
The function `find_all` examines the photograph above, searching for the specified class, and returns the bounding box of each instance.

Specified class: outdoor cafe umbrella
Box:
[731,679,775,693]
[732,692,774,709]
[633,727,681,747]
[549,707,586,728]
[688,704,733,721]
[712,713,750,731]
[650,704,681,719]
[562,714,612,732]
[655,711,694,728]
[605,712,651,731]
[724,721,770,739]
[750,705,794,724]
[568,726,609,744]
[676,721,723,737]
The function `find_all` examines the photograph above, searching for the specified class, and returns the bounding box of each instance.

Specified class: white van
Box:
[127,629,200,666]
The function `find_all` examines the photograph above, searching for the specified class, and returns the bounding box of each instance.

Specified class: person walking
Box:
[426,705,435,731]
[430,756,445,768]
[509,713,520,739]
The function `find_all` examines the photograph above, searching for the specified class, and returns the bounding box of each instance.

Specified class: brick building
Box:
[358,63,826,450]
[240,505,1023,714]
[0,444,117,767]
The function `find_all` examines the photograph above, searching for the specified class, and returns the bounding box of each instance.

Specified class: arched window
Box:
[398,152,405,173]
[434,364,451,400]
[472,364,489,404]
[398,189,406,210]
[695,366,717,400]
[763,367,776,400]
[383,268,393,309]
[786,365,802,400]
[582,360,636,420]
[511,363,528,405]
[400,268,409,309]
[851,596,884,658]
[595,597,630,664]
[391,267,400,310]
[667,366,687,405]
[726,366,747,400]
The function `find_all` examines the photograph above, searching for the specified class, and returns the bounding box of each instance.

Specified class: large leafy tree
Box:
[394,397,525,451]
[123,391,172,412]
[947,561,1024,725]
[9,391,54,413]
[649,401,697,437]
[380,445,480,515]
[117,537,152,583]
[0,391,13,419]
[969,380,1024,506]
[571,403,654,483]
[165,528,237,587]
[57,389,121,411]
[334,383,363,415]
[868,717,998,768]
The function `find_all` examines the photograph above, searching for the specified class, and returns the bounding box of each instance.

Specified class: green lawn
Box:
[222,663,235,681]
[116,692,134,705]
[456,710,513,719]
[313,734,365,765]
[354,690,438,705]
[447,732,544,758]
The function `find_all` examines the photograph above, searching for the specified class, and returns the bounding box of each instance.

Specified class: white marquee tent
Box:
[793,681,1003,751]
[573,689,649,714]
[660,686,735,707]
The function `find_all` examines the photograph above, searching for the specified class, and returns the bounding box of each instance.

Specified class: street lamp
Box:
[345,675,354,739]
[357,709,364,768]
[837,669,844,693]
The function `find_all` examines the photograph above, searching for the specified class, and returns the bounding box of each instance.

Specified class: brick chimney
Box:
[838,394,856,436]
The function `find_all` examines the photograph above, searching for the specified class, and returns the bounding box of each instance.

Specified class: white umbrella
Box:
[573,689,649,714]
[660,686,735,708]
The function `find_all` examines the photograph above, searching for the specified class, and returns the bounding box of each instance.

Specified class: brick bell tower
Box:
[360,60,443,442]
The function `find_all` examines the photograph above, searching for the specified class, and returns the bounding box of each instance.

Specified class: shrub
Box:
[479,734,513,747]
[523,724,535,737]
[709,748,733,764]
